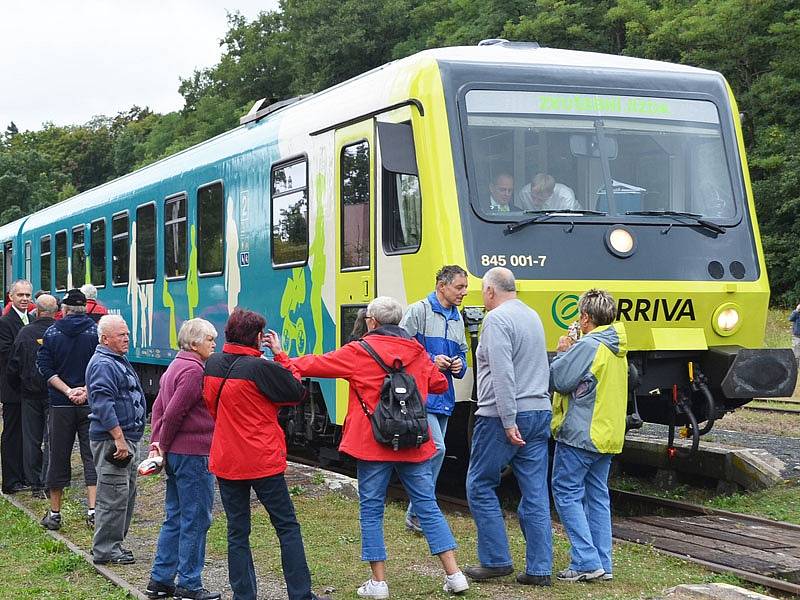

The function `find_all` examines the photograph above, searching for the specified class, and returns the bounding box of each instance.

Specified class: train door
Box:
[4,241,12,298]
[334,120,376,344]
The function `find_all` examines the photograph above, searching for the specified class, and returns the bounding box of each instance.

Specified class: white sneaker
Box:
[357,579,389,599]
[557,567,605,582]
[443,571,469,594]
[601,572,613,581]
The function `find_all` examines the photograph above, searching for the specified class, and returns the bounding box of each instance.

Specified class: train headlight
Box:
[712,303,741,336]
[605,226,636,258]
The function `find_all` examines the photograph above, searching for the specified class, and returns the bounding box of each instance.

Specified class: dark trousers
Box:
[1,402,25,491]
[218,474,314,600]
[21,395,49,489]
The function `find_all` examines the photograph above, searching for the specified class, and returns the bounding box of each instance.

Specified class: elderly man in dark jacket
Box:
[0,278,34,494]
[7,294,58,497]
[86,314,146,566]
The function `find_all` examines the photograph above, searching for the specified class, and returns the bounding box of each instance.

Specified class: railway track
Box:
[611,489,800,596]
[743,399,800,415]
[291,451,800,595]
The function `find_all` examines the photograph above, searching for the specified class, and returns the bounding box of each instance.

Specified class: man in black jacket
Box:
[7,294,58,497]
[0,279,33,494]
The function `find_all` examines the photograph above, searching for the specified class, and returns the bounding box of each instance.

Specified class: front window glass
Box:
[463,90,736,221]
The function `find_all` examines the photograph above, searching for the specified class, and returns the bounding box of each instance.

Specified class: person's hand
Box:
[449,357,463,373]
[68,387,87,405]
[264,329,283,355]
[505,425,526,447]
[113,438,130,460]
[434,355,452,371]
[556,336,575,353]
[148,442,163,459]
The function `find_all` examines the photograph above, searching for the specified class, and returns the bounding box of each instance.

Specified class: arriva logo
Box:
[551,293,580,329]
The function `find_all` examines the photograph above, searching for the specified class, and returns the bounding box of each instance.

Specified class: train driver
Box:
[517,173,580,212]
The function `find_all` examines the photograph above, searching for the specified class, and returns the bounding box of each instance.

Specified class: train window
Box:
[383,172,421,254]
[91,219,106,287]
[40,235,51,291]
[271,158,308,267]
[72,225,86,287]
[112,213,129,285]
[197,182,224,275]
[24,242,31,282]
[341,141,370,270]
[164,194,187,279]
[55,231,67,291]
[136,203,156,282]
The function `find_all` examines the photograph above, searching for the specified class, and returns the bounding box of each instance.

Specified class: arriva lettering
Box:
[616,298,695,322]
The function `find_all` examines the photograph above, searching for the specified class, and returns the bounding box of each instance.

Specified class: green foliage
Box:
[2,1,800,302]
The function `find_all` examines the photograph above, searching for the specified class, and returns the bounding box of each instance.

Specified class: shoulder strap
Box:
[358,339,394,373]
[213,355,243,413]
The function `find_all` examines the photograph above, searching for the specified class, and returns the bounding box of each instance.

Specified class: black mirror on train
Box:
[569,134,618,159]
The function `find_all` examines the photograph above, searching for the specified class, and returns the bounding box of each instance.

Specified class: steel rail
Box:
[611,488,800,596]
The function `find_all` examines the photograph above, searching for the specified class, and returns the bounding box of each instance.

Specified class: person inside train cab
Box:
[518,173,580,212]
[488,173,517,212]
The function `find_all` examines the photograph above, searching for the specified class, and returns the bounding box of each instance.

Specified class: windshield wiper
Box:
[504,209,607,235]
[625,210,726,235]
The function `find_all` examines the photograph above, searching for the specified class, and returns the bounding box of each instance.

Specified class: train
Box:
[0,41,795,477]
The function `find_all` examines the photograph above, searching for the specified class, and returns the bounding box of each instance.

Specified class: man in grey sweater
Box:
[464,267,553,587]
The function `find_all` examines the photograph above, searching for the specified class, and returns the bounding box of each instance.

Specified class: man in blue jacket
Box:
[400,265,469,533]
[86,314,146,565]
[36,289,99,529]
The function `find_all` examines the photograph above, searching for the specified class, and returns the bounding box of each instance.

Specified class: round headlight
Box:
[712,303,742,336]
[717,308,739,331]
[605,226,636,258]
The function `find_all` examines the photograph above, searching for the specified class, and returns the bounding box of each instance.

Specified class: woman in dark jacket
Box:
[202,308,329,600]
[146,318,220,600]
[269,296,469,599]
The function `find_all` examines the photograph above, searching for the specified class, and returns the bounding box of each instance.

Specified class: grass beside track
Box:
[0,496,131,599]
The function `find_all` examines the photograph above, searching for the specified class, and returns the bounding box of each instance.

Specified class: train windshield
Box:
[462,90,737,222]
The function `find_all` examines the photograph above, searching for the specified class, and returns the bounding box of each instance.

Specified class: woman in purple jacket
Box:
[145,319,220,600]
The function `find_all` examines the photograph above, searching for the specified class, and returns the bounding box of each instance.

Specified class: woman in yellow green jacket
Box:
[549,289,627,583]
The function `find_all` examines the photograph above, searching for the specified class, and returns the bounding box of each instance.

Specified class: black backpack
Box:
[355,340,429,451]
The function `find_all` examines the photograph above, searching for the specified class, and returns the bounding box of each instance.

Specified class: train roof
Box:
[21,44,719,233]
[0,218,25,242]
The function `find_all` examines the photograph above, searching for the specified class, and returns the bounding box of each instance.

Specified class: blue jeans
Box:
[551,442,612,573]
[218,474,315,600]
[357,459,456,561]
[150,453,214,590]
[406,412,448,520]
[466,411,552,576]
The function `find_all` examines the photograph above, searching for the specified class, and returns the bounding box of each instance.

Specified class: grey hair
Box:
[97,314,127,340]
[80,283,98,299]
[62,304,87,315]
[482,267,516,293]
[435,265,467,286]
[9,279,32,294]
[35,294,58,315]
[178,318,218,351]
[579,289,616,326]
[366,296,404,326]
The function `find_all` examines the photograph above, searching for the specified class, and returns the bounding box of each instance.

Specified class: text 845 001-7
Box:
[480,254,546,267]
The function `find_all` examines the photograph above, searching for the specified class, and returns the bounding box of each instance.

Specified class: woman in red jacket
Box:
[203,308,329,600]
[268,296,469,599]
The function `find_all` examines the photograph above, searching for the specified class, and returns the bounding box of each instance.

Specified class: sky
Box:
[0,0,279,132]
